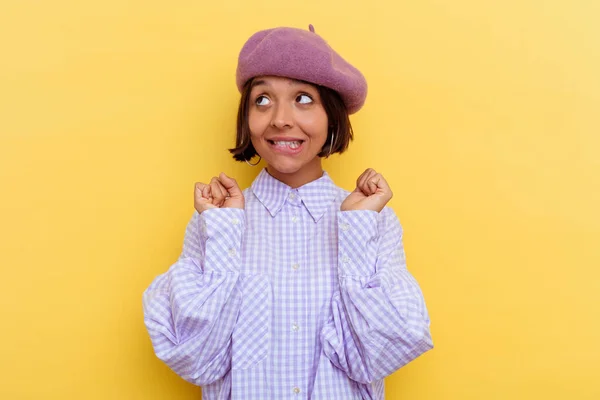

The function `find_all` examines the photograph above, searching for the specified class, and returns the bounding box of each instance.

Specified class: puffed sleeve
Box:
[321,208,433,384]
[142,208,245,385]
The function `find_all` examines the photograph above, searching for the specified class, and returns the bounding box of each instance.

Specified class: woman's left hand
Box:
[341,168,393,212]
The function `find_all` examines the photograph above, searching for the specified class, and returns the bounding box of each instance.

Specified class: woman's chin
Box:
[266,155,319,175]
[267,161,303,176]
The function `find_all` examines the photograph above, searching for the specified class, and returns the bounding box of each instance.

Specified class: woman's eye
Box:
[296,94,313,104]
[255,96,270,106]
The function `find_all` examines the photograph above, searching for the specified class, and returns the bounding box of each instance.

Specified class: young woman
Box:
[143,25,433,399]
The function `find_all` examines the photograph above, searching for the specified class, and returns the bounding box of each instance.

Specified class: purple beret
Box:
[236,25,368,114]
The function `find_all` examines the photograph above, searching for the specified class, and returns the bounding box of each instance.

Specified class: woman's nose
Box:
[271,103,294,129]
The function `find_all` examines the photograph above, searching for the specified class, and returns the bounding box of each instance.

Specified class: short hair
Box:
[229,78,354,162]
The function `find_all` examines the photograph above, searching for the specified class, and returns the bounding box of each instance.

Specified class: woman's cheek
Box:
[248,117,268,137]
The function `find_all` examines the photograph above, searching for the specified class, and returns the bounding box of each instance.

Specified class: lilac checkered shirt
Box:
[143,169,433,399]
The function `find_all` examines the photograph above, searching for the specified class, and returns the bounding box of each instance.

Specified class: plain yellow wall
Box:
[1,0,599,398]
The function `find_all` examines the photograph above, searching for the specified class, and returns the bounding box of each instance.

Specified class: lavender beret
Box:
[236,25,368,114]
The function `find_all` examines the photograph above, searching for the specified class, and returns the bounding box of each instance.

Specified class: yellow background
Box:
[1,0,599,398]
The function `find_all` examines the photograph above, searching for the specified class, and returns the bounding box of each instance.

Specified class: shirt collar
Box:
[251,168,338,222]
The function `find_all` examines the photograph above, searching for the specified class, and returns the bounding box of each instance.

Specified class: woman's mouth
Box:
[267,139,305,154]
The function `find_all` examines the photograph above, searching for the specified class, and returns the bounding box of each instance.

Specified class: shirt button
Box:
[292,263,299,270]
[291,216,298,223]
[228,248,236,257]
[289,193,296,200]
[340,223,350,231]
[292,322,299,332]
[231,218,239,225]
[341,255,350,264]
[293,387,300,394]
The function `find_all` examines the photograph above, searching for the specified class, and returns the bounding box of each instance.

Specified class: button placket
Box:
[288,191,301,224]
[287,190,305,389]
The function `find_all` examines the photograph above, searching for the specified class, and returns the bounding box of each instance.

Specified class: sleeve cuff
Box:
[337,210,379,277]
[199,208,246,273]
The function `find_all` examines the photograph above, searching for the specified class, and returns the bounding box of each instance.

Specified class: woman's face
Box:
[248,76,328,187]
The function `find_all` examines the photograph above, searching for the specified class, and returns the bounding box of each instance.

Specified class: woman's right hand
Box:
[194,172,245,214]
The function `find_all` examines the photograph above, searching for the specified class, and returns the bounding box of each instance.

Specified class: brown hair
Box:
[229,78,354,162]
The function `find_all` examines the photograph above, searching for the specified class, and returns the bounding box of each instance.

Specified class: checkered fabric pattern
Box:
[143,169,433,399]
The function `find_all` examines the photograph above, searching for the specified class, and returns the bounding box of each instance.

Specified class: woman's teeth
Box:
[272,141,301,149]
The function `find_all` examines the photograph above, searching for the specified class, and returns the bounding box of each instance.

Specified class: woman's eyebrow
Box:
[251,79,268,88]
